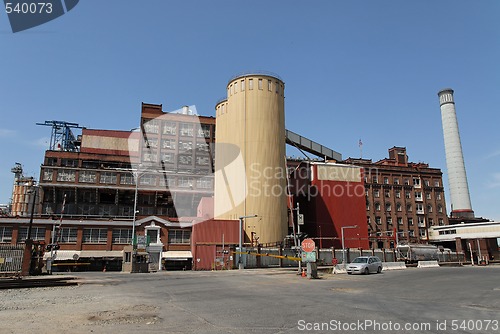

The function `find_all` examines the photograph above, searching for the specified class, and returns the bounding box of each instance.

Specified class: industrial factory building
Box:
[3,76,498,273]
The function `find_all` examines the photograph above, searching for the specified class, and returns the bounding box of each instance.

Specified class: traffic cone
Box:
[301,268,306,277]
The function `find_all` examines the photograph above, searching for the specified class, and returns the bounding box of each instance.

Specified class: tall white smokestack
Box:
[438,88,474,219]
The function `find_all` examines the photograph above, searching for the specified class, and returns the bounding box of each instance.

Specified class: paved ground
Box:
[1,266,499,333]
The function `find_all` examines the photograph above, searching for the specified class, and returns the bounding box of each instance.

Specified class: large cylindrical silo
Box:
[438,88,474,218]
[215,73,287,244]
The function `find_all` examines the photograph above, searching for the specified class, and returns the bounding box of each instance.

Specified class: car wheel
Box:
[364,267,369,275]
[347,272,352,275]
[377,266,382,274]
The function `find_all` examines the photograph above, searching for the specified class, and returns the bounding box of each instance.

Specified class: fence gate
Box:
[0,244,25,275]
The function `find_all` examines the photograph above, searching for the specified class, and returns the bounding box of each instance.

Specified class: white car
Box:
[346,256,382,275]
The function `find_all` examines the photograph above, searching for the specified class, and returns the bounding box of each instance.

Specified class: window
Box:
[179,123,194,136]
[408,217,414,226]
[415,191,423,201]
[142,152,157,162]
[178,177,194,188]
[372,176,378,184]
[100,172,117,184]
[197,124,211,138]
[366,203,370,211]
[385,203,391,212]
[385,190,390,198]
[428,218,434,226]
[196,142,209,152]
[178,154,193,165]
[438,218,444,226]
[397,217,403,225]
[61,159,78,167]
[374,190,380,198]
[241,80,245,91]
[196,178,212,189]
[409,230,415,237]
[416,203,424,214]
[83,228,107,243]
[275,81,279,93]
[375,217,381,225]
[57,170,76,182]
[396,203,402,212]
[43,169,53,181]
[0,226,13,243]
[406,204,412,212]
[438,205,443,213]
[395,191,401,199]
[143,119,159,133]
[404,178,410,185]
[394,178,400,185]
[413,178,421,186]
[387,217,392,225]
[178,141,193,151]
[424,180,430,187]
[139,174,156,186]
[419,229,426,238]
[230,84,233,95]
[144,138,158,149]
[426,192,432,200]
[17,227,46,242]
[375,202,381,211]
[249,79,253,90]
[168,229,191,244]
[196,156,210,166]
[120,173,135,185]
[161,153,175,163]
[59,227,78,243]
[427,204,433,213]
[163,121,177,135]
[258,79,263,90]
[383,177,389,184]
[436,192,442,200]
[268,79,272,91]
[434,180,440,187]
[79,171,96,183]
[112,229,132,244]
[405,191,411,199]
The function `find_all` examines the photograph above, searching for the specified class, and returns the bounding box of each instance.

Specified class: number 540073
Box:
[5,2,53,14]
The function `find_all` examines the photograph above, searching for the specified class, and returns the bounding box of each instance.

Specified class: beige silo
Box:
[215,74,287,245]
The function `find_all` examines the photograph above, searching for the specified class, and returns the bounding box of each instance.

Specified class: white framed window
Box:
[161,153,175,163]
[83,228,107,243]
[405,191,411,199]
[394,178,400,185]
[241,80,245,91]
[383,177,389,184]
[396,203,402,212]
[415,191,423,200]
[426,192,432,200]
[168,229,191,244]
[0,226,13,243]
[258,79,263,90]
[79,171,96,183]
[408,217,414,226]
[179,123,194,136]
[427,204,433,213]
[43,169,53,181]
[249,79,253,90]
[375,202,381,211]
[438,205,443,213]
[438,218,444,226]
[100,172,117,184]
[59,227,78,243]
[434,180,440,187]
[17,227,46,242]
[143,119,159,133]
[112,229,132,244]
[436,192,442,200]
[413,178,421,187]
[385,203,391,212]
[57,170,76,182]
[374,190,380,198]
[385,190,390,198]
[395,191,401,199]
[163,121,177,135]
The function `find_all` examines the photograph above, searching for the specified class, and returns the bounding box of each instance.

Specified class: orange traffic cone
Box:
[301,268,306,277]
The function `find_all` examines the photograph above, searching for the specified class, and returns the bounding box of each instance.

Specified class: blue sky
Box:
[0,1,499,220]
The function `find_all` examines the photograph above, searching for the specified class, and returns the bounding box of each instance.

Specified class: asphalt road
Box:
[1,266,499,334]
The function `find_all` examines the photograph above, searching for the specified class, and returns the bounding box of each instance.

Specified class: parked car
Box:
[346,256,382,275]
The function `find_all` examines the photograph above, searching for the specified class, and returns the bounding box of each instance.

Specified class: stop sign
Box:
[301,238,315,252]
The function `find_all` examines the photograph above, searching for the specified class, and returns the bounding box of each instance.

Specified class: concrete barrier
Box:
[417,260,440,268]
[382,262,407,271]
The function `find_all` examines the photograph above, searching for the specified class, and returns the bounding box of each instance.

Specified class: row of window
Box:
[368,189,442,201]
[142,120,213,138]
[369,217,444,227]
[142,152,211,166]
[42,169,213,189]
[369,176,440,187]
[0,226,191,244]
[228,78,283,96]
[368,202,444,213]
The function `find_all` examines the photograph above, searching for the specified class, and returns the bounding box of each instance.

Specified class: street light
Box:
[341,225,358,268]
[238,215,258,270]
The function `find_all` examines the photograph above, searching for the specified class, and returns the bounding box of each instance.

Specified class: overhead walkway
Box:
[285,129,341,161]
